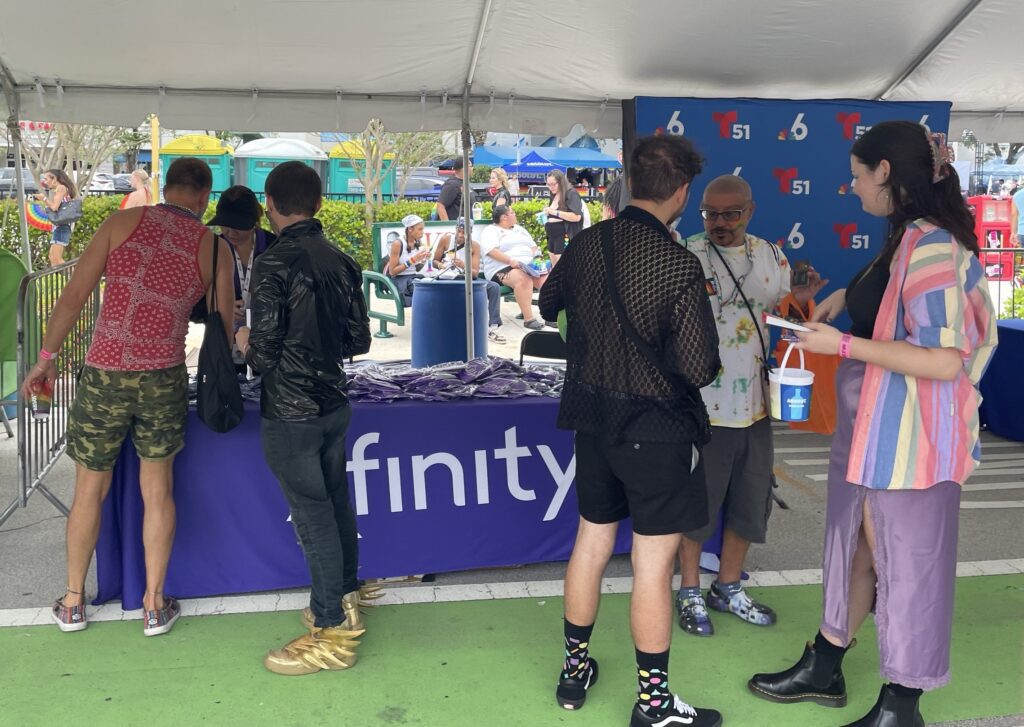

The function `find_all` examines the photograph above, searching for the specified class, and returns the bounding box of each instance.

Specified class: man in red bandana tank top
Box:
[21,158,234,638]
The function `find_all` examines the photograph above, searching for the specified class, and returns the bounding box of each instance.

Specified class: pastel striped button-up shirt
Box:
[846,220,998,490]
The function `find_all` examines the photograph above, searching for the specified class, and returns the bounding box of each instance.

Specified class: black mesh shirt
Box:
[539,206,721,446]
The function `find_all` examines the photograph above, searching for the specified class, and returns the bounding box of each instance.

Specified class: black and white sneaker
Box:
[629,694,723,727]
[556,657,599,710]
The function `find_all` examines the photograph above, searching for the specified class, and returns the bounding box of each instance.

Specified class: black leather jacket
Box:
[245,218,371,421]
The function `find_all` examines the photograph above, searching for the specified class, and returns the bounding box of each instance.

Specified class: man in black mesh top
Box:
[539,135,723,727]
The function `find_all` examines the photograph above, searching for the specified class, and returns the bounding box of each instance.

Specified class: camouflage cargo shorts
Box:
[66,364,188,471]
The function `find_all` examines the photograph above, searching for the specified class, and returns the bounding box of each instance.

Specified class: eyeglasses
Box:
[699,208,746,222]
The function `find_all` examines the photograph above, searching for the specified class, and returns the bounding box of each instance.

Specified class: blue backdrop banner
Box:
[627,97,952,307]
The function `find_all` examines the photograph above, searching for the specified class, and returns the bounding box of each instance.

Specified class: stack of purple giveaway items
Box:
[345,356,563,403]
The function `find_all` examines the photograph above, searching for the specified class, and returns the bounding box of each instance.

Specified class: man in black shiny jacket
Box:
[235,162,371,676]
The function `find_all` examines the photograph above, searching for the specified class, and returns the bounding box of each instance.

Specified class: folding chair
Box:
[518,330,567,366]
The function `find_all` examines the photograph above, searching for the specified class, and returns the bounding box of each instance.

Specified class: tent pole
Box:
[150,115,160,200]
[462,110,474,361]
[1,64,33,272]
[876,0,984,100]
[460,0,494,362]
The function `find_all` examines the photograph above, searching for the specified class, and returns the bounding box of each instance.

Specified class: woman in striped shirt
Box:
[748,121,998,727]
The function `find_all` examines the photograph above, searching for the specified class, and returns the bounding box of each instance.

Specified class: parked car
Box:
[113,174,134,192]
[88,173,115,192]
[400,176,444,199]
[0,167,39,198]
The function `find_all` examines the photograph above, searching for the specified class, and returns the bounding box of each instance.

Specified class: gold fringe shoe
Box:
[264,625,366,676]
[301,584,384,632]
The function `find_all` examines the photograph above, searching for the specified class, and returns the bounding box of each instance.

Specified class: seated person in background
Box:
[387,214,431,307]
[433,219,507,344]
[773,261,837,435]
[480,205,548,331]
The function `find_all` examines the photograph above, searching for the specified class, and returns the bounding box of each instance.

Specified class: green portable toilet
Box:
[328,141,397,196]
[159,134,233,192]
[234,138,328,194]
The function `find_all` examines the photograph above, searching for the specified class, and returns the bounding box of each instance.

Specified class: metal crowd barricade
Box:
[0,259,100,526]
[979,245,1024,320]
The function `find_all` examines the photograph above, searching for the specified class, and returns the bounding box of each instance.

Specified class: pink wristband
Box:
[838,334,853,359]
[38,348,56,361]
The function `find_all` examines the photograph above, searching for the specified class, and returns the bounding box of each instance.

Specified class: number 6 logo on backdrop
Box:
[785,223,805,250]
[778,113,809,141]
[664,110,685,136]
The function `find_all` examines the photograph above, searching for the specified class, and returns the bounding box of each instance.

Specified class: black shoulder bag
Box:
[196,238,244,433]
[48,197,84,225]
[599,221,708,448]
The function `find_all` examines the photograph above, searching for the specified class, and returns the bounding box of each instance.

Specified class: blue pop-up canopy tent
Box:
[473,145,620,171]
[501,150,566,176]
[538,147,620,169]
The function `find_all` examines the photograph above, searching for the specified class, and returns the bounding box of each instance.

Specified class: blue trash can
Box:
[411,279,488,368]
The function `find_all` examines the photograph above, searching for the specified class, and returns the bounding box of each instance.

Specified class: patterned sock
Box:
[713,579,743,598]
[677,585,701,602]
[636,649,671,717]
[562,619,594,679]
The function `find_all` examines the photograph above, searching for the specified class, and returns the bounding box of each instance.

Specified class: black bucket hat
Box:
[207,185,262,230]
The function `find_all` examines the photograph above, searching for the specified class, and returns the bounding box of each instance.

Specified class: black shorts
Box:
[546,222,568,254]
[574,432,709,536]
[491,266,514,284]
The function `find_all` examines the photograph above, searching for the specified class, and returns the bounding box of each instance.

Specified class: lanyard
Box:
[703,235,753,314]
[234,244,255,304]
[707,236,770,371]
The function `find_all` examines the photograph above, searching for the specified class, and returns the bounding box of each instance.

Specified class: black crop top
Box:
[845,258,890,339]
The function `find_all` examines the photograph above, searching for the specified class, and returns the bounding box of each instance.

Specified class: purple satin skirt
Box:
[820,359,961,690]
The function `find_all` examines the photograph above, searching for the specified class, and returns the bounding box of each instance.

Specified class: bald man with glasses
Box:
[673,175,823,638]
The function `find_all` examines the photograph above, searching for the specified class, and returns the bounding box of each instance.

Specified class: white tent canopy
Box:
[2,0,1024,139]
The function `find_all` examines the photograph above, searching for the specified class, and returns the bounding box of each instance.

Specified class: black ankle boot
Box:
[747,640,848,707]
[841,684,924,727]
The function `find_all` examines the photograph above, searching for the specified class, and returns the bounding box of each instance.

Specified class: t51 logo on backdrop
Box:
[773,167,811,195]
[837,112,871,140]
[835,223,871,249]
[713,110,750,140]
[777,113,809,141]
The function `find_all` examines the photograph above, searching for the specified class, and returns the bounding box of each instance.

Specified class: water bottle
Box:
[31,379,52,421]
[472,202,483,220]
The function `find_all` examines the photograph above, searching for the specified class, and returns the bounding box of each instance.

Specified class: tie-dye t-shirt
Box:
[679,233,790,428]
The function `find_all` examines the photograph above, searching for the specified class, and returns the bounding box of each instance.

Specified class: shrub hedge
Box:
[0,195,602,272]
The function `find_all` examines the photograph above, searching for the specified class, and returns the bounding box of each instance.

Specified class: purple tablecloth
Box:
[96,396,721,610]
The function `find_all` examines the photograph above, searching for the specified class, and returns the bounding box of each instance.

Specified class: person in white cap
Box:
[387,214,431,306]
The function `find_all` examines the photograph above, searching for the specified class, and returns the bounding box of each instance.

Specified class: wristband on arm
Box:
[838,334,853,359]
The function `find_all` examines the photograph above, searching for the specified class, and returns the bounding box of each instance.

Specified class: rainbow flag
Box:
[25,201,53,233]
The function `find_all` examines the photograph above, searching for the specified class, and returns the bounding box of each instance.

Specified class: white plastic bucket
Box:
[769,343,815,422]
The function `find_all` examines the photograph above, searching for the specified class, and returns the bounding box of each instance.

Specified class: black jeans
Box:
[261,405,358,628]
